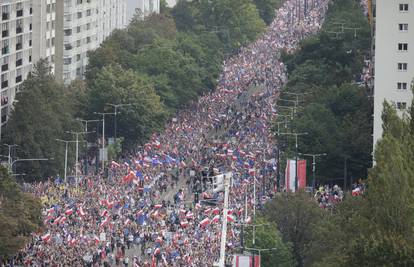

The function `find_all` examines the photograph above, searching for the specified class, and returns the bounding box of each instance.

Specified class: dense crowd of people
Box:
[6,0,331,266]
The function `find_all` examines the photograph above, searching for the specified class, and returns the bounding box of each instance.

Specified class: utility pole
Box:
[77,118,101,175]
[3,144,18,170]
[11,158,51,176]
[275,120,289,191]
[65,131,93,183]
[55,139,77,184]
[77,118,100,133]
[298,153,327,189]
[94,112,115,171]
[106,103,134,142]
[278,132,308,191]
[344,156,348,191]
[219,173,231,267]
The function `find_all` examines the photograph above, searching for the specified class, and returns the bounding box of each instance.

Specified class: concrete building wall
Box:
[0,0,34,136]
[373,0,414,150]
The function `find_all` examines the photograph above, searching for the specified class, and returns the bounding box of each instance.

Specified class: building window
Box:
[86,36,91,43]
[398,43,408,51]
[86,9,91,16]
[77,12,82,19]
[398,63,408,71]
[47,4,51,13]
[63,58,72,65]
[76,54,81,61]
[399,23,408,31]
[77,26,81,33]
[16,2,23,17]
[16,19,23,34]
[397,82,408,90]
[399,3,409,11]
[64,29,72,36]
[2,23,9,38]
[2,5,10,21]
[397,102,407,110]
[86,23,91,30]
[77,0,83,4]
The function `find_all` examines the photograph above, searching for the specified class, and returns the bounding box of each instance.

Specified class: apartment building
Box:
[55,0,127,84]
[373,0,414,150]
[0,0,35,137]
[136,0,160,20]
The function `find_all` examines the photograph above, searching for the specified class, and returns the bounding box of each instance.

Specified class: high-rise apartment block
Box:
[55,0,127,83]
[0,0,127,137]
[373,0,414,150]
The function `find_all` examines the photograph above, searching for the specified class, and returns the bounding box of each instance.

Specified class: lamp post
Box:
[94,112,115,170]
[76,118,101,174]
[3,144,18,170]
[106,103,134,142]
[277,106,295,119]
[11,158,51,176]
[65,131,94,182]
[278,132,308,191]
[55,139,77,184]
[298,153,327,189]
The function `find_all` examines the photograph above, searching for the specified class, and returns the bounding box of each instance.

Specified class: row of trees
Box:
[252,99,414,266]
[2,0,280,180]
[274,0,373,184]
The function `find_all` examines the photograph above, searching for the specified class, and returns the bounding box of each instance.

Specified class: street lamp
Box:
[3,144,18,170]
[298,153,327,189]
[278,132,308,191]
[65,131,94,182]
[106,103,135,142]
[11,158,52,175]
[76,118,101,132]
[277,105,295,119]
[94,112,115,170]
[55,139,77,184]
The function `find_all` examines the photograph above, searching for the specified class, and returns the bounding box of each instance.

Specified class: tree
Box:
[3,59,80,180]
[0,166,42,260]
[245,217,296,267]
[86,64,167,146]
[264,192,325,266]
[253,0,283,25]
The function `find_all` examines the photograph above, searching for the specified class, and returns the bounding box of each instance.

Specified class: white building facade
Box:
[373,0,414,150]
[0,0,35,135]
[55,0,127,83]
[136,0,160,20]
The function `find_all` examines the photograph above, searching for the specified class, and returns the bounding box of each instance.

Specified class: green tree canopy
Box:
[3,59,80,180]
[87,64,167,146]
[0,166,42,260]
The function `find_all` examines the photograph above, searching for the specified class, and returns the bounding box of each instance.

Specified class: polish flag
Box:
[41,233,51,242]
[180,209,187,216]
[155,236,163,244]
[100,210,108,218]
[204,208,212,216]
[195,203,202,210]
[227,215,235,223]
[239,150,246,157]
[199,218,210,227]
[245,216,252,224]
[99,199,108,206]
[186,212,194,220]
[46,207,55,214]
[111,161,121,168]
[180,220,189,228]
[78,206,86,217]
[212,207,220,215]
[65,209,73,216]
[154,204,163,209]
[232,155,238,161]
[248,169,256,176]
[100,217,109,228]
[93,235,100,245]
[106,201,114,209]
[124,219,131,225]
[69,238,77,246]
[59,216,67,224]
[212,215,220,223]
[243,162,250,168]
[227,149,234,156]
[154,247,161,255]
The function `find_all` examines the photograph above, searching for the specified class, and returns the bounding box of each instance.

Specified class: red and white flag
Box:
[199,218,210,227]
[65,208,73,216]
[212,215,220,223]
[41,233,51,242]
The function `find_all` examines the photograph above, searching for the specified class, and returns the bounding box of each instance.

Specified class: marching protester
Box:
[6,0,331,266]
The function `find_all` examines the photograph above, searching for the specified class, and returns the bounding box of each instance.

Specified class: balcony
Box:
[1,64,8,72]
[16,27,23,34]
[16,43,22,50]
[16,59,22,67]
[1,46,9,55]
[2,13,10,21]
[1,81,8,89]
[16,10,23,17]
[15,75,22,83]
